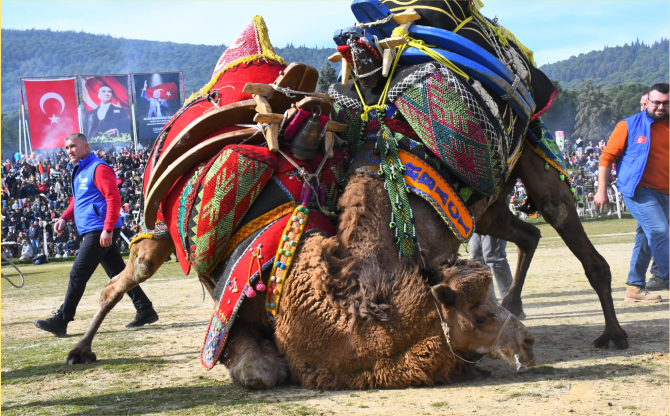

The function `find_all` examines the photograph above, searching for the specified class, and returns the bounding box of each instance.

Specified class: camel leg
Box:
[66,237,175,364]
[221,324,289,389]
[475,199,541,318]
[518,151,628,349]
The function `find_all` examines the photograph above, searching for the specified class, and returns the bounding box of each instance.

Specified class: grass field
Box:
[2,214,667,415]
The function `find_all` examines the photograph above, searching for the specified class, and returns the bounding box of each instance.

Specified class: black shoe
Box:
[34,311,69,337]
[125,309,159,328]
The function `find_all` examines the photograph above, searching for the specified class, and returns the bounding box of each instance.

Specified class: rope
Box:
[432,297,482,364]
[234,123,269,145]
[452,15,473,34]
[489,313,513,354]
[269,84,318,98]
[431,295,515,364]
[391,27,470,82]
[355,13,396,28]
[276,132,337,218]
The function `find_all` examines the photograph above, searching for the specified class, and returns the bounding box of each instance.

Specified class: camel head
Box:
[429,257,535,371]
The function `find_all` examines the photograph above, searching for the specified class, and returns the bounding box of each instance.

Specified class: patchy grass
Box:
[2,215,668,415]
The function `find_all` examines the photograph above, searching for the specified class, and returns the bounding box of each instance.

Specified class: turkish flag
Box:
[146,82,179,101]
[24,78,80,149]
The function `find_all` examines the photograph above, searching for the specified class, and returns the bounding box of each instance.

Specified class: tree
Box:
[573,79,615,143]
[603,82,649,120]
[541,80,580,137]
[1,110,21,156]
[317,63,338,93]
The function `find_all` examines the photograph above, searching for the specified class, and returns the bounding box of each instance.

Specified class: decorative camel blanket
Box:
[199,150,347,370]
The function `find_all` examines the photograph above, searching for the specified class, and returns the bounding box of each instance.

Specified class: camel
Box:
[63,1,628,390]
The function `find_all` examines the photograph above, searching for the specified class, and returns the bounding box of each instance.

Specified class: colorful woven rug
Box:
[184,145,278,276]
[394,64,503,197]
[200,209,335,370]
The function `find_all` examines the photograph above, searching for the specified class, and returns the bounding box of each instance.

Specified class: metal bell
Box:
[349,41,383,89]
[290,106,323,161]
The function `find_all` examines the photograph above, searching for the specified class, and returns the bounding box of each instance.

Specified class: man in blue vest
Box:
[34,133,158,336]
[595,83,669,302]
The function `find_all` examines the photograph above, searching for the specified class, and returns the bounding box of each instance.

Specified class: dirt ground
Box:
[1,220,668,415]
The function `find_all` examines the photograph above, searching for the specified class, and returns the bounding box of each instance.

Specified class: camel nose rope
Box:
[431,295,513,364]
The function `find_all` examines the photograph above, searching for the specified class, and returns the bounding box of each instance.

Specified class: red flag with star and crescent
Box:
[24,78,79,149]
[146,82,179,101]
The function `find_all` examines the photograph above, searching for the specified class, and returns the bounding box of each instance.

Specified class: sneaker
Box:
[34,311,69,337]
[125,309,159,328]
[624,286,662,303]
[645,276,666,291]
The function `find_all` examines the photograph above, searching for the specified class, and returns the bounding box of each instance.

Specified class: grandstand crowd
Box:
[2,136,624,262]
[1,145,150,261]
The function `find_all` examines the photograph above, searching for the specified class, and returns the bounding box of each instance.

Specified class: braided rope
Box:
[270,84,318,98]
[376,124,415,258]
[354,13,395,28]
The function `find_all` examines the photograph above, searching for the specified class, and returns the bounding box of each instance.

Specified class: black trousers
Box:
[58,228,153,321]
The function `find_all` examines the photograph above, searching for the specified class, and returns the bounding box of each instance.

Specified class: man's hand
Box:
[100,230,112,247]
[54,218,66,235]
[593,190,609,212]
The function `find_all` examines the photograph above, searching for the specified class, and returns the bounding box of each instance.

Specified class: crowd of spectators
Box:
[506,137,623,219]
[1,145,150,261]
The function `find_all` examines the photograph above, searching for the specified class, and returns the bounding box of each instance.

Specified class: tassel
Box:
[245,287,257,298]
[255,282,266,292]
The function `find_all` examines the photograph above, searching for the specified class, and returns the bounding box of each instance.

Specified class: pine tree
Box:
[573,79,615,142]
[317,63,337,93]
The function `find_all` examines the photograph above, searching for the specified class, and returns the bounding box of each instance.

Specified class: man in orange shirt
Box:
[595,83,669,302]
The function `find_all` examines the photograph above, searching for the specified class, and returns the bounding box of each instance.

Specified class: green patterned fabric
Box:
[332,102,367,156]
[188,145,277,275]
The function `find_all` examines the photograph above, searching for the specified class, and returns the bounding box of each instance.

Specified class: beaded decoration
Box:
[265,184,312,317]
[376,124,416,258]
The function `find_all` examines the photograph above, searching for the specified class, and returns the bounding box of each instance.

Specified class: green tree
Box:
[573,79,615,143]
[317,63,337,93]
[603,82,649,120]
[1,110,21,155]
[541,80,580,137]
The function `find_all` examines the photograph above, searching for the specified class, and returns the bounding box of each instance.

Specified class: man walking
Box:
[595,83,669,302]
[34,133,158,336]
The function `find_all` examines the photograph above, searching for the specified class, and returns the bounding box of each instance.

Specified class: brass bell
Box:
[290,106,323,161]
[349,41,383,90]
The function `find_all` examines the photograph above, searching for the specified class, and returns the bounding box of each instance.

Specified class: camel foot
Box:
[593,329,628,350]
[66,346,97,365]
[223,326,289,389]
[227,338,289,389]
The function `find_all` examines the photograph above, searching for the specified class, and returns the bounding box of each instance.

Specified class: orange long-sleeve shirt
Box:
[600,119,669,194]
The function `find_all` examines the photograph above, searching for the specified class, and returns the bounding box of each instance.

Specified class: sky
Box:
[2,1,668,66]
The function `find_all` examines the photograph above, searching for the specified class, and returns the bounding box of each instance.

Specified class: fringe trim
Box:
[185,15,287,103]
[531,88,558,121]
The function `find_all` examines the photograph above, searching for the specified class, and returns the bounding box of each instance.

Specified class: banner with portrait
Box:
[132,72,182,143]
[79,75,133,149]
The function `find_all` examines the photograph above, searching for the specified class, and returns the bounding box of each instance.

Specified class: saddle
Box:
[132,16,350,371]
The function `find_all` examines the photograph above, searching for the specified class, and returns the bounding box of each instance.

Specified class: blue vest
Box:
[71,153,122,235]
[615,111,654,198]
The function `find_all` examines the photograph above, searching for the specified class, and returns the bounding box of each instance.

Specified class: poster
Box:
[23,78,79,149]
[132,72,182,142]
[80,75,133,148]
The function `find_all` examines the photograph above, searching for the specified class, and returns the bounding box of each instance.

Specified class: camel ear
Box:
[431,284,456,307]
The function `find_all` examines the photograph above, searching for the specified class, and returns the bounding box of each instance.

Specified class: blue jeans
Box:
[31,239,41,255]
[623,187,669,289]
